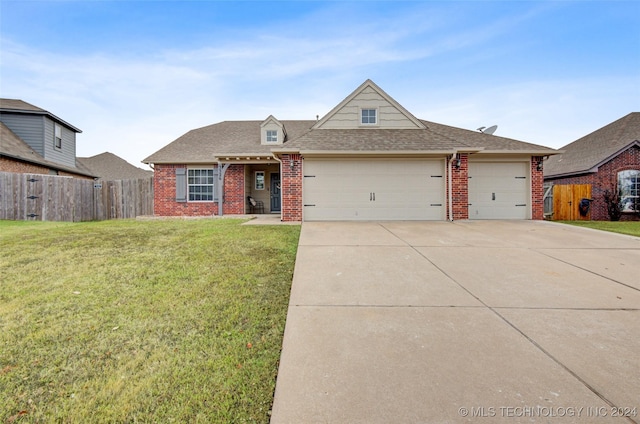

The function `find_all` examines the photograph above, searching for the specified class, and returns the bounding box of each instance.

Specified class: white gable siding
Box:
[318,87,421,130]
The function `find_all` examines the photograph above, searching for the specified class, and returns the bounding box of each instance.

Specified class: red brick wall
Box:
[531,156,544,220]
[281,154,302,221]
[222,165,245,215]
[0,157,93,180]
[153,163,245,216]
[545,145,640,221]
[450,154,469,220]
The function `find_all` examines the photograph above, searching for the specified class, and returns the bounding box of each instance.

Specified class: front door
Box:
[270,173,281,212]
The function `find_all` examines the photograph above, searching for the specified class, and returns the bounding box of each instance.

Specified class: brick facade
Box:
[449,154,469,220]
[0,156,93,180]
[545,145,640,221]
[153,154,547,221]
[281,154,303,222]
[153,163,245,216]
[531,156,544,220]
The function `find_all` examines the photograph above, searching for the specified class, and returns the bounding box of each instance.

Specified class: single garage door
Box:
[468,161,529,219]
[303,159,445,221]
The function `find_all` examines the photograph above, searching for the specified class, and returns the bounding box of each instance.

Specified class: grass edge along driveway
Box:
[560,220,640,237]
[0,218,300,423]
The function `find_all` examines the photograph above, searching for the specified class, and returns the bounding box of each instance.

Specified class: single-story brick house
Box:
[143,80,557,222]
[544,113,640,221]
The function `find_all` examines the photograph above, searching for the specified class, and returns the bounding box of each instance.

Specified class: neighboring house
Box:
[0,99,95,179]
[544,113,640,221]
[77,152,153,180]
[144,80,557,222]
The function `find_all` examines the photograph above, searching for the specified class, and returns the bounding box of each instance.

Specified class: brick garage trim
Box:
[281,154,302,222]
[450,153,469,220]
[153,163,245,216]
[531,156,544,220]
[545,145,640,221]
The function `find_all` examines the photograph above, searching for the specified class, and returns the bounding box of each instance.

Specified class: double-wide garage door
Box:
[303,159,445,221]
[468,161,530,219]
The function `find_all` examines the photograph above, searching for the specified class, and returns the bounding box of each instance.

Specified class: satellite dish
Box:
[483,125,498,135]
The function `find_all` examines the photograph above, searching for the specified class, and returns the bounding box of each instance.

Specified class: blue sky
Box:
[1,1,639,170]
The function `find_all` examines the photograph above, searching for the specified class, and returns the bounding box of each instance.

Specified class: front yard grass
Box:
[560,220,640,237]
[0,218,300,423]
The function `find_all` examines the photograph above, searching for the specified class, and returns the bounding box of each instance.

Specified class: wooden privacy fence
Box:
[552,184,592,220]
[0,172,153,221]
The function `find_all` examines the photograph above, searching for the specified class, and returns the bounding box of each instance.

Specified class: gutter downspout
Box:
[271,154,284,221]
[448,150,457,222]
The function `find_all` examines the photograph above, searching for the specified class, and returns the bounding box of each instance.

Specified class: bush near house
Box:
[0,218,300,423]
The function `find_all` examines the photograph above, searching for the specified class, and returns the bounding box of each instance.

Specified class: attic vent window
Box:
[361,109,377,125]
[266,130,278,143]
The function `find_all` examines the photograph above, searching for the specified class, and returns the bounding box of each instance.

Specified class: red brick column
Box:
[222,164,245,214]
[281,154,302,221]
[531,156,544,220]
[450,154,469,220]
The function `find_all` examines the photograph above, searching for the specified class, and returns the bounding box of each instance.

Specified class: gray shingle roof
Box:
[77,152,153,180]
[0,122,95,177]
[144,118,556,163]
[143,120,315,163]
[0,99,46,113]
[0,98,82,133]
[544,112,640,178]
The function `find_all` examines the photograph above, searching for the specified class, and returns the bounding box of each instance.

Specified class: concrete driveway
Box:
[270,221,640,423]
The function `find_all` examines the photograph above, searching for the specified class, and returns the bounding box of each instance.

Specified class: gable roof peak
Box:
[260,115,283,127]
[313,79,426,130]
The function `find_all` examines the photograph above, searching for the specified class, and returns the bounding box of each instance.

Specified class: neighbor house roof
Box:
[0,98,83,133]
[0,122,95,177]
[77,152,153,180]
[544,112,640,178]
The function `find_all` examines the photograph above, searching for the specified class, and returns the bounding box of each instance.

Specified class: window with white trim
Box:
[618,170,639,212]
[54,124,62,149]
[255,171,265,190]
[266,130,278,143]
[361,109,377,125]
[188,169,215,201]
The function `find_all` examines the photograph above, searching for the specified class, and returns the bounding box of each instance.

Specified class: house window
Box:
[266,130,278,143]
[54,124,62,149]
[255,171,265,190]
[188,169,215,201]
[618,170,640,212]
[361,109,377,125]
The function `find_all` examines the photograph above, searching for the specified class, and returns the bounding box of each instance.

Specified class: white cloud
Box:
[1,1,637,170]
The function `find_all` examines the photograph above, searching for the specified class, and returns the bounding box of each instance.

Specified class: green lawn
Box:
[560,220,640,237]
[0,218,300,423]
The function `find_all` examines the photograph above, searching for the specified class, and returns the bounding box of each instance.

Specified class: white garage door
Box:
[468,161,529,219]
[303,159,445,221]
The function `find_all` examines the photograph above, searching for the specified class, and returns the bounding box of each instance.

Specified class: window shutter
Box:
[213,169,220,201]
[176,168,187,202]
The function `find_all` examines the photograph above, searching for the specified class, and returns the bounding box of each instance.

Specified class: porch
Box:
[243,163,281,214]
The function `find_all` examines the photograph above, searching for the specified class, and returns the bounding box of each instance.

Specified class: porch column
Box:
[217,162,230,216]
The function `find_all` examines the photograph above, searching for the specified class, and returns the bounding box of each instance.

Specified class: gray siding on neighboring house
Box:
[43,117,77,168]
[0,114,45,156]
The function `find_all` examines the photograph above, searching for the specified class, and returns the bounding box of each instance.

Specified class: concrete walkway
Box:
[270,221,640,423]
